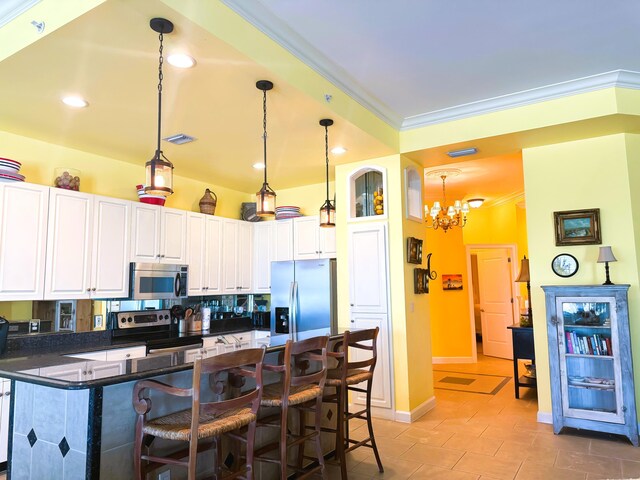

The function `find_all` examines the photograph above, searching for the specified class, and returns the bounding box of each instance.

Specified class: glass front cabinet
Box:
[542,285,638,446]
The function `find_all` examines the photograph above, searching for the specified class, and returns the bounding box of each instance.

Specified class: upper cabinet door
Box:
[0,183,49,300]
[253,221,274,293]
[293,216,320,260]
[160,208,187,264]
[348,223,388,313]
[222,219,239,292]
[45,189,93,300]
[91,196,131,298]
[204,215,223,294]
[130,203,161,263]
[186,212,206,295]
[238,221,253,292]
[318,225,336,258]
[273,219,293,261]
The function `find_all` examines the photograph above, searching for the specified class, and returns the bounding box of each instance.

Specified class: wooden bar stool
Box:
[254,335,328,479]
[324,328,383,479]
[132,348,265,480]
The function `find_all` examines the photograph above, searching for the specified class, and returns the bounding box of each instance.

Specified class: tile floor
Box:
[1,348,638,479]
[320,347,640,480]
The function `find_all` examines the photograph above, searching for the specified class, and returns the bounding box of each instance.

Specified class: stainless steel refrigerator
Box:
[270,259,337,336]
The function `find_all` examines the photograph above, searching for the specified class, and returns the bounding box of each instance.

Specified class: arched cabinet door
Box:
[347,166,387,221]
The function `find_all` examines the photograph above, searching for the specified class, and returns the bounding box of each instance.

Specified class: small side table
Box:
[507,324,536,398]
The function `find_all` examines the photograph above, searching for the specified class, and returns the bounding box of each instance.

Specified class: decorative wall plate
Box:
[551,253,579,277]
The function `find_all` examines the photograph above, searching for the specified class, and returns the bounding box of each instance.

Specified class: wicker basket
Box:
[199,188,217,215]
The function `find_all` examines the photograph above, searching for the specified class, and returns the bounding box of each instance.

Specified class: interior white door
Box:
[477,249,515,359]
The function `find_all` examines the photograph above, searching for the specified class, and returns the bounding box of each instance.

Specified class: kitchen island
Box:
[0,327,343,480]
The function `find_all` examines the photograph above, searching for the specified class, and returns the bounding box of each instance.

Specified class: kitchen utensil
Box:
[185,308,193,319]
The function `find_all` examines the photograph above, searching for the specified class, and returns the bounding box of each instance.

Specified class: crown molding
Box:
[401,70,640,130]
[0,0,42,29]
[221,0,402,128]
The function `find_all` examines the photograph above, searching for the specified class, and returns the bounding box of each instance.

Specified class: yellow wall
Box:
[523,133,640,416]
[429,196,528,358]
[274,181,335,217]
[0,130,252,218]
[0,302,32,321]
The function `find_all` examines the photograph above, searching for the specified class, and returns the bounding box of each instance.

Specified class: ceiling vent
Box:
[447,147,478,158]
[163,133,196,145]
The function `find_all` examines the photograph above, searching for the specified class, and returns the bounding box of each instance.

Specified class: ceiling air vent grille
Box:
[163,133,196,145]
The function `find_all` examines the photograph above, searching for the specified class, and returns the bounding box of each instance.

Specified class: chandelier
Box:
[425,169,470,233]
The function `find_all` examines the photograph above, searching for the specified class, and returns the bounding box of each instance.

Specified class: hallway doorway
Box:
[467,244,518,360]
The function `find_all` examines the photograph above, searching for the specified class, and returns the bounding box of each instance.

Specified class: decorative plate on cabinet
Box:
[551,253,579,277]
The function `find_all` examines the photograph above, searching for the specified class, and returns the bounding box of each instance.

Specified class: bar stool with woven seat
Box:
[254,335,328,479]
[324,328,383,479]
[132,348,265,480]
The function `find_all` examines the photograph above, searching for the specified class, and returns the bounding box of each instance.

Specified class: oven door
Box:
[129,263,188,300]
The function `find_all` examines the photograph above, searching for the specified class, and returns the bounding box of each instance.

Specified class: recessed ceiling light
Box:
[167,53,196,68]
[253,162,265,170]
[62,96,88,108]
[331,146,347,155]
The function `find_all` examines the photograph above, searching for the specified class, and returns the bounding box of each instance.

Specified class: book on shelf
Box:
[565,331,612,356]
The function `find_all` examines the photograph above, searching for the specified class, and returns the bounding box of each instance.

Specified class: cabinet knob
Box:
[88,371,93,375]
[160,254,165,258]
[4,391,8,397]
[86,288,91,292]
[125,354,130,358]
[82,371,87,375]
[156,254,161,258]
[551,316,558,325]
[351,319,355,323]
[350,303,354,307]
[92,288,96,291]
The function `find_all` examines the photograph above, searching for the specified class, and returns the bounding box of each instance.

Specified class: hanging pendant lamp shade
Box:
[319,118,335,227]
[145,17,174,197]
[256,80,276,217]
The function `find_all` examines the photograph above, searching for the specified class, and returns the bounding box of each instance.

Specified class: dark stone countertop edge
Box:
[0,329,349,390]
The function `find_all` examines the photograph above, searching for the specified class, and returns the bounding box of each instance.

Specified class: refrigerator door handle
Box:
[288,281,295,333]
[292,281,299,336]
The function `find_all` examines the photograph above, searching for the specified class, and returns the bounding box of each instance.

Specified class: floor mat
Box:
[433,370,510,395]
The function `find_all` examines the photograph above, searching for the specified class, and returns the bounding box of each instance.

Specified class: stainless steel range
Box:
[109,309,202,355]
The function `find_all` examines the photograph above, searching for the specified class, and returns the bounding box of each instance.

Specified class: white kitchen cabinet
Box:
[67,345,146,362]
[88,361,126,379]
[350,313,392,409]
[253,221,274,293]
[348,223,388,313]
[293,216,336,260]
[273,219,294,261]
[222,219,253,293]
[0,183,49,300]
[187,212,222,295]
[130,203,186,264]
[0,378,10,463]
[39,362,86,382]
[45,190,131,299]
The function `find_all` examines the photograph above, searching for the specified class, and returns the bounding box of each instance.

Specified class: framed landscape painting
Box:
[554,208,601,246]
[442,274,463,291]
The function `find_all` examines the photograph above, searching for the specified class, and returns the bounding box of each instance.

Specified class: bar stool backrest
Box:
[336,327,379,378]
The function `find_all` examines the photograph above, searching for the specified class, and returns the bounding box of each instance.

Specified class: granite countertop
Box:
[0,327,349,390]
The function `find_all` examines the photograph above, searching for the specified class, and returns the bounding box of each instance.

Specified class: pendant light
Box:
[256,80,276,216]
[319,118,335,227]
[145,18,174,197]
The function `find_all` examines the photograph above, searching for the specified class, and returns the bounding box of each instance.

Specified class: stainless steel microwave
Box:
[129,263,188,300]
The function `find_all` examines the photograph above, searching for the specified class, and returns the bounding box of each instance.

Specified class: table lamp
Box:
[597,246,617,285]
[515,256,532,324]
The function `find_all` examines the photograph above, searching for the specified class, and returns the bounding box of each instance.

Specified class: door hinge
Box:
[508,257,511,263]
[510,298,514,303]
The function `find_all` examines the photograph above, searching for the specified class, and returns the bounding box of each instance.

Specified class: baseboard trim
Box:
[395,396,436,423]
[348,403,396,421]
[537,411,553,424]
[432,356,475,364]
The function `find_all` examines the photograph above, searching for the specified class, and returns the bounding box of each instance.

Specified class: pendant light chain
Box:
[156,30,164,154]
[262,87,268,185]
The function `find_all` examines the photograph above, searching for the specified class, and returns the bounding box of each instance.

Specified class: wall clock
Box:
[551,253,579,278]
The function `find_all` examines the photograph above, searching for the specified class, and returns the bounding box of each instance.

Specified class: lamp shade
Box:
[515,256,530,282]
[145,155,173,196]
[597,246,617,263]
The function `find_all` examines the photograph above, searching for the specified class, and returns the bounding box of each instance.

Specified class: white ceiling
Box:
[225,0,640,128]
[1,0,639,201]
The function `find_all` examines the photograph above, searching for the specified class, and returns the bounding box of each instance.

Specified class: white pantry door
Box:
[477,249,514,359]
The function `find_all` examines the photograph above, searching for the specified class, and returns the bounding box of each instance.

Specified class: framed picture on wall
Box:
[407,237,423,264]
[442,274,463,291]
[414,268,426,294]
[554,208,601,246]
